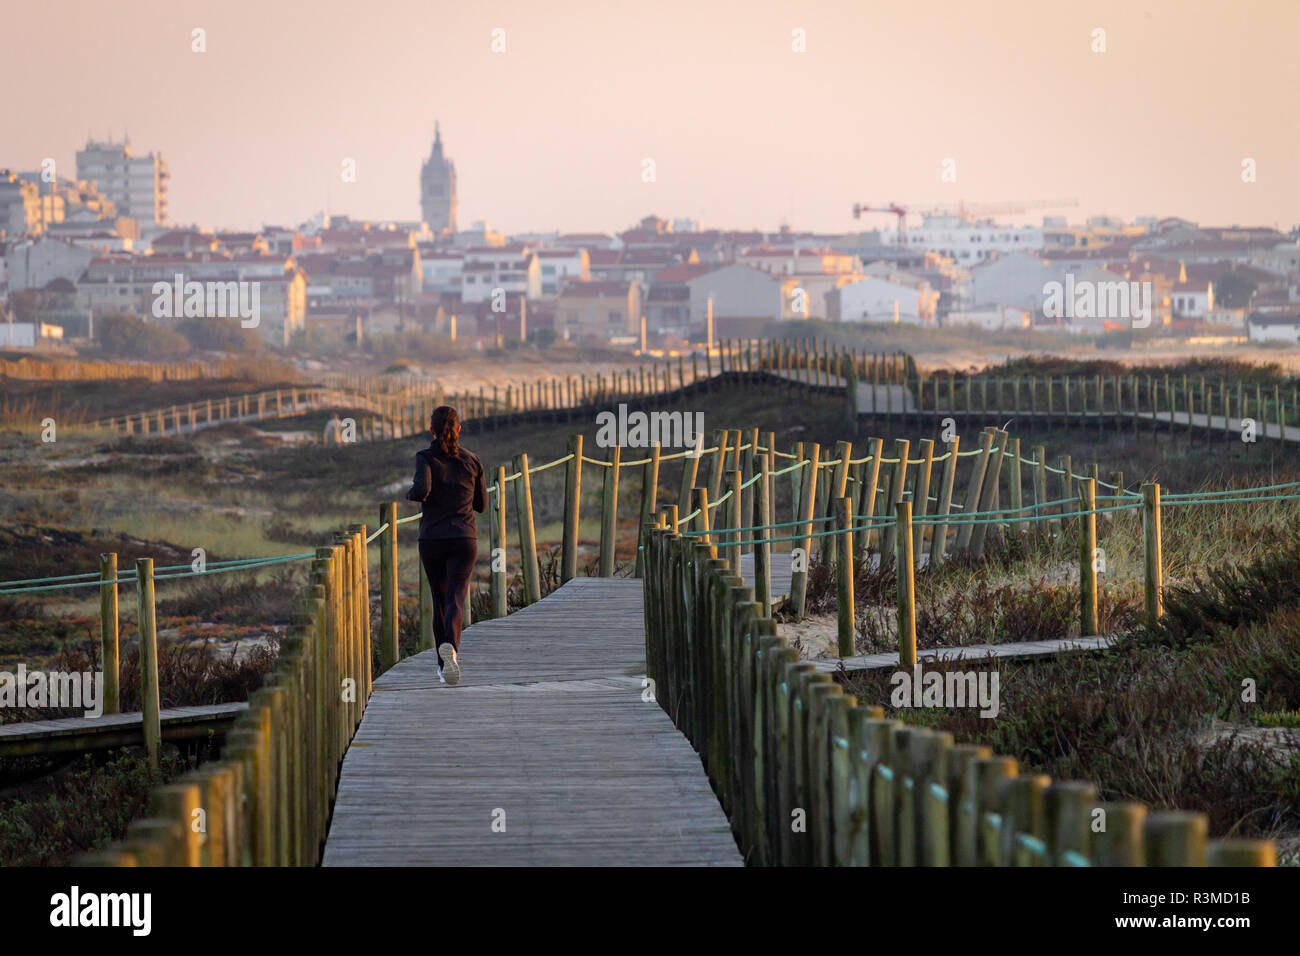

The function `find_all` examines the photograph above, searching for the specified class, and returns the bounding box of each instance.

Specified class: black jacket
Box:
[406,443,487,540]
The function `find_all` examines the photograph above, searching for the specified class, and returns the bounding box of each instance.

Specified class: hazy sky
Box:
[5,0,1297,235]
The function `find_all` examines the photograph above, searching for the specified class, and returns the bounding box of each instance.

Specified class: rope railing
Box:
[642,519,1275,868]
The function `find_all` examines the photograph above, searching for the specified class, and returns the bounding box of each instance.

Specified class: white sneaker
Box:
[437,666,446,684]
[438,644,460,685]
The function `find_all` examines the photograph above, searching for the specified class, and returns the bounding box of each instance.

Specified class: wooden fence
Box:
[849,365,1300,440]
[1,354,298,383]
[75,530,372,865]
[641,522,1277,866]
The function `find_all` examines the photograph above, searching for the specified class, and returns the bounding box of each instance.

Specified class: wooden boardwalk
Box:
[0,702,246,757]
[812,634,1117,675]
[322,578,741,866]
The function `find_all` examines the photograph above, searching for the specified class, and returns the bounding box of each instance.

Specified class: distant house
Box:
[0,321,64,348]
[4,237,95,291]
[829,276,938,324]
[1172,279,1213,319]
[536,248,589,295]
[968,252,1061,315]
[684,263,790,331]
[1247,311,1300,343]
[555,280,640,341]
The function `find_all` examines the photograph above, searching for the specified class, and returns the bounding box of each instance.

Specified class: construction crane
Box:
[851,202,908,246]
[852,198,1079,246]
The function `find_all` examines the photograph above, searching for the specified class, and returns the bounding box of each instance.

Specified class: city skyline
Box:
[4,0,1299,234]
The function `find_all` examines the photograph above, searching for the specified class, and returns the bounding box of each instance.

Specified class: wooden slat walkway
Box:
[322,578,740,866]
[0,702,247,756]
[811,634,1118,674]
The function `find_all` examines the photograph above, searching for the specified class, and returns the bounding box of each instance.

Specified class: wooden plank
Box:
[322,579,741,866]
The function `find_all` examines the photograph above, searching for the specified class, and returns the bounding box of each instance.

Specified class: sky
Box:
[4,0,1298,236]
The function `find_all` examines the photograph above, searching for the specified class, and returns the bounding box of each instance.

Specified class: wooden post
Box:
[853,437,882,556]
[562,435,583,583]
[678,434,701,510]
[136,558,161,767]
[379,501,398,671]
[1033,444,1050,536]
[1060,453,1075,531]
[1144,812,1208,866]
[880,439,909,562]
[1007,437,1025,538]
[99,553,120,715]
[969,429,1006,557]
[755,453,772,617]
[790,442,821,618]
[928,436,959,567]
[691,487,714,555]
[707,428,728,500]
[490,466,508,617]
[1142,481,1163,624]
[896,502,916,669]
[1078,478,1098,637]
[727,469,743,576]
[513,454,542,600]
[955,430,994,552]
[599,445,621,577]
[912,439,934,559]
[836,496,855,657]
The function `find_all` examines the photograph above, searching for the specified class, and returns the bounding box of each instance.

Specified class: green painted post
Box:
[1078,478,1098,637]
[135,558,161,767]
[100,553,120,715]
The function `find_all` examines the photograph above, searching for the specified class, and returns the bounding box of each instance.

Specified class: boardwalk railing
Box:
[847,364,1300,441]
[1,338,1287,863]
[74,529,373,865]
[641,521,1277,867]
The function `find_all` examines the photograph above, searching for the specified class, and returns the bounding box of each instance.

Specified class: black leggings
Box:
[418,537,478,657]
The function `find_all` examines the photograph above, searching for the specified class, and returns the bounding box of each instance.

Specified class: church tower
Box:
[420,122,457,235]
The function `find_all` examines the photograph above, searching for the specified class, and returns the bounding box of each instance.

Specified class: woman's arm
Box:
[473,458,487,513]
[406,453,431,502]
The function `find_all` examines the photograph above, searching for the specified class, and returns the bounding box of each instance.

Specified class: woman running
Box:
[406,405,486,685]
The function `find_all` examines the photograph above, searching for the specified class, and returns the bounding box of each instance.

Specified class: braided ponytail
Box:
[429,405,460,457]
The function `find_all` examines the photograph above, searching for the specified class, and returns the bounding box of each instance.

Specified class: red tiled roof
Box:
[558,280,632,297]
[654,264,712,283]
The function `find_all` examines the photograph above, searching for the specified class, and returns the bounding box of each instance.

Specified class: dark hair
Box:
[430,405,460,456]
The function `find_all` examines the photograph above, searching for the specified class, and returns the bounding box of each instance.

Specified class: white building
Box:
[5,237,95,291]
[75,139,168,225]
[968,251,1061,314]
[0,320,63,348]
[460,246,541,303]
[878,214,1044,265]
[829,276,937,324]
[1248,312,1300,343]
[537,248,590,295]
[1172,280,1213,319]
[419,251,464,293]
[684,263,791,324]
